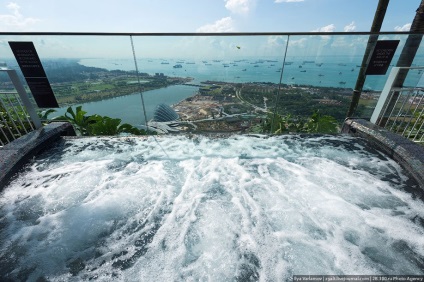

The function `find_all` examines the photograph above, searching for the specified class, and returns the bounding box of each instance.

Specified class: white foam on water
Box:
[0,135,423,281]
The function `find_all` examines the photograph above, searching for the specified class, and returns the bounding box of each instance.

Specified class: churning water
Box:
[0,135,423,281]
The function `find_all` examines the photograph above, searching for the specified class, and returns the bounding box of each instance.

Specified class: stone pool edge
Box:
[0,122,76,190]
[342,118,424,189]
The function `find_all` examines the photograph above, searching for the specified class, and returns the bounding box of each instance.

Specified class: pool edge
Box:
[0,122,76,190]
[342,118,424,189]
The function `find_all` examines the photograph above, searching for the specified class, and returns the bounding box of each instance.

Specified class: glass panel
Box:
[356,34,424,118]
[36,36,138,123]
[272,34,369,132]
[1,33,423,135]
[131,35,289,134]
[1,35,149,134]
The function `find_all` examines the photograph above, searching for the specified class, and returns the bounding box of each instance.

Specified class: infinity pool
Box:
[0,135,423,281]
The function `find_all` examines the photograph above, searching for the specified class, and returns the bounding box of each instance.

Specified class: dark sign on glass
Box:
[365,40,400,75]
[8,41,59,108]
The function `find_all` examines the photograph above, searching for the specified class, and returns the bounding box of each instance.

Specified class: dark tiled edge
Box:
[342,118,424,189]
[0,122,76,190]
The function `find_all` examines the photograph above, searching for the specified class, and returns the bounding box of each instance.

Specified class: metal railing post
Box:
[5,69,42,129]
[370,67,400,124]
[370,66,424,142]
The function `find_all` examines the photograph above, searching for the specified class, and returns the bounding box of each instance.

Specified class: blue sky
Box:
[0,0,421,59]
[0,0,420,33]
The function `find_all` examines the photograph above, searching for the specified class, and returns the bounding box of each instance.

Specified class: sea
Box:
[54,56,424,126]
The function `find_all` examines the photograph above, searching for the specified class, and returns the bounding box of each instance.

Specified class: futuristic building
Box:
[153,103,179,122]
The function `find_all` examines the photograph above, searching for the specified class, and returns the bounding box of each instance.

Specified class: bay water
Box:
[53,57,424,125]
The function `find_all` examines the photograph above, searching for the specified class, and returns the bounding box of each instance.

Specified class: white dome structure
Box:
[153,103,179,122]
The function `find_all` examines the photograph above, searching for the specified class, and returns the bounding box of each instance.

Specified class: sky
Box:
[0,0,421,33]
[0,0,422,59]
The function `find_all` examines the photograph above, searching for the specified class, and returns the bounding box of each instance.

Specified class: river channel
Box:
[54,84,198,126]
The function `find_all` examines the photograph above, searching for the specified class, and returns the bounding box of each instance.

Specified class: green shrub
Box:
[53,106,151,136]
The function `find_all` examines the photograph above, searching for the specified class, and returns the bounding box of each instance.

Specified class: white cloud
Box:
[196,17,235,32]
[267,36,305,51]
[394,23,411,31]
[0,2,40,31]
[289,37,307,48]
[275,0,304,3]
[312,24,336,32]
[344,21,356,32]
[225,0,255,15]
[267,36,287,47]
[7,2,20,11]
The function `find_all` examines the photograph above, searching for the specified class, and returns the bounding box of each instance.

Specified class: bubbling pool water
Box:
[0,135,423,281]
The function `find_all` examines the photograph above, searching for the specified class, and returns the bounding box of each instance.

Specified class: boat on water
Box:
[303,60,315,64]
[284,62,293,65]
[161,62,170,64]
[173,64,183,68]
[316,63,323,67]
[242,69,247,71]
[339,81,346,85]
[300,70,306,72]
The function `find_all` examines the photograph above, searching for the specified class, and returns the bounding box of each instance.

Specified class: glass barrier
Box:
[130,35,289,134]
[0,33,423,136]
[272,34,369,133]
[357,34,424,118]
